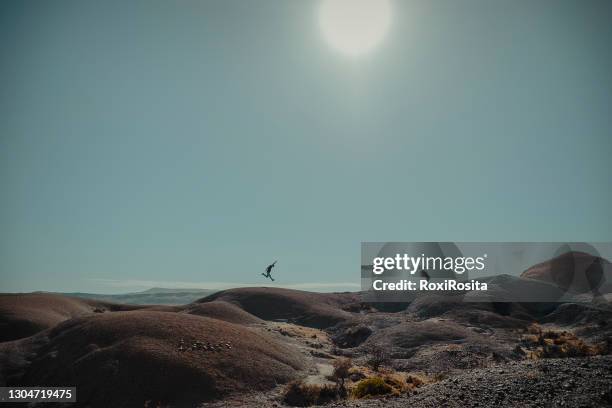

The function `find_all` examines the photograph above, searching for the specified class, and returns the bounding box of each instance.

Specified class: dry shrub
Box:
[520,328,605,359]
[365,344,391,371]
[316,385,338,404]
[283,380,337,406]
[386,372,423,391]
[332,358,352,382]
[405,374,425,389]
[332,358,352,397]
[348,370,428,399]
[382,374,404,392]
[348,367,367,382]
[352,377,393,399]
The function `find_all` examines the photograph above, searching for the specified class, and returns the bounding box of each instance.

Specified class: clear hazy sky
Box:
[2,0,611,293]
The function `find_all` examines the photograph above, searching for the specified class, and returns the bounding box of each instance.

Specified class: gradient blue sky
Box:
[2,0,611,293]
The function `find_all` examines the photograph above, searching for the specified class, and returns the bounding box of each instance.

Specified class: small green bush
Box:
[352,377,393,399]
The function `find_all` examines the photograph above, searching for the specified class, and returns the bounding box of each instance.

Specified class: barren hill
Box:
[4,311,305,407]
[198,287,358,328]
[520,251,611,294]
[64,287,216,305]
[0,293,140,342]
[1,274,611,407]
[181,300,264,325]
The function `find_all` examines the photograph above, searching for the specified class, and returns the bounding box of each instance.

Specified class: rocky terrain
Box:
[0,252,611,407]
[322,356,612,408]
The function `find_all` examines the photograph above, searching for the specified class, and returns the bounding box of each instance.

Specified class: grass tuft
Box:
[352,377,393,398]
[283,380,337,407]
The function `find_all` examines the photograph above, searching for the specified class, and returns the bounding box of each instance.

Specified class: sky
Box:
[1,0,611,293]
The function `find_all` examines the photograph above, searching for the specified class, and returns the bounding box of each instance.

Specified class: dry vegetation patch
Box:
[347,366,429,400]
[352,377,394,398]
[283,380,338,406]
[519,323,607,359]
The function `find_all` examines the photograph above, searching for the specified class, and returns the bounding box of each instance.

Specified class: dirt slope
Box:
[198,287,357,328]
[0,293,141,342]
[182,300,264,324]
[3,310,305,407]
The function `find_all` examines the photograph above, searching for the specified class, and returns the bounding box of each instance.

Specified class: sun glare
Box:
[319,0,392,57]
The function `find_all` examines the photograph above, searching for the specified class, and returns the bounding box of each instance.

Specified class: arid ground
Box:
[1,252,611,407]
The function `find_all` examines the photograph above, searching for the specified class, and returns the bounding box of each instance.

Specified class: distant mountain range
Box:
[59,287,217,305]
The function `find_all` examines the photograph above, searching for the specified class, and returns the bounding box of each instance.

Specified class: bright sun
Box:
[319,0,392,57]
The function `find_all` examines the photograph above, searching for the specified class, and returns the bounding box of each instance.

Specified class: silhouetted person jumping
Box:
[262,261,277,281]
